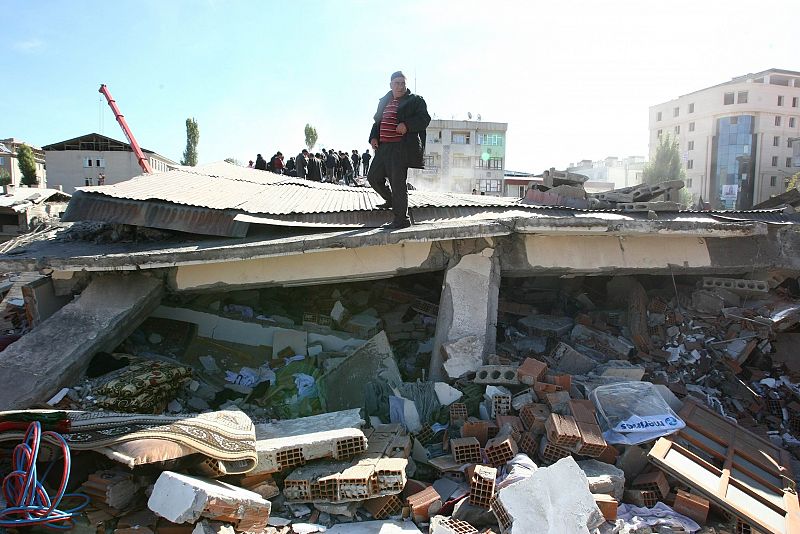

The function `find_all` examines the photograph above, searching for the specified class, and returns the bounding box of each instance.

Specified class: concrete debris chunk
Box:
[577,459,625,501]
[441,335,484,379]
[491,456,603,534]
[252,408,366,475]
[191,520,235,534]
[283,457,407,504]
[147,471,271,531]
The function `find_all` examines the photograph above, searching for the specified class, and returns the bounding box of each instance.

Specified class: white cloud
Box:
[13,38,44,52]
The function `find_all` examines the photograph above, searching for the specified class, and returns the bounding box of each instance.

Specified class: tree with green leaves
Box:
[181,118,199,166]
[17,144,38,186]
[224,157,242,166]
[642,134,685,186]
[304,124,318,152]
[0,169,11,192]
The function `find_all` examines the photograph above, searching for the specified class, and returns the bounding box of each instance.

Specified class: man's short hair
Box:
[391,71,405,81]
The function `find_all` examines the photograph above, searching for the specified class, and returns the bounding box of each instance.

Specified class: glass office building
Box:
[711,115,756,209]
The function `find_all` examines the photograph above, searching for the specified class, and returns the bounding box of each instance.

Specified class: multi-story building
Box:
[0,138,47,188]
[649,68,800,208]
[42,133,177,193]
[567,156,646,190]
[408,119,508,195]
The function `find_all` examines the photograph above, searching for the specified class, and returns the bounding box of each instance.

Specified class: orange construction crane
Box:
[98,84,152,174]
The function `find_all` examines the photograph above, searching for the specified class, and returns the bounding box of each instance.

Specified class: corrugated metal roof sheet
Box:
[61,161,800,237]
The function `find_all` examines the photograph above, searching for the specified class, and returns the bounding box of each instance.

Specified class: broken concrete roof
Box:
[0,188,71,212]
[60,161,800,237]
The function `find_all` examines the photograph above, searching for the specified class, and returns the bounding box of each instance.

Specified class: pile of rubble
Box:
[524,169,685,212]
[1,273,800,533]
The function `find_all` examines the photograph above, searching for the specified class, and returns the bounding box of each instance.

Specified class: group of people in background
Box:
[249,148,372,186]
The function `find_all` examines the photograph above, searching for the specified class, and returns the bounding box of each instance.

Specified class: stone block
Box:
[577,459,625,501]
[147,471,271,532]
[491,456,603,533]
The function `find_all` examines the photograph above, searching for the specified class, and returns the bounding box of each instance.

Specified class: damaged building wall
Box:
[171,241,437,292]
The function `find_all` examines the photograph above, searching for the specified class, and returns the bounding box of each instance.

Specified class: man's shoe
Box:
[387,219,412,230]
[376,201,392,209]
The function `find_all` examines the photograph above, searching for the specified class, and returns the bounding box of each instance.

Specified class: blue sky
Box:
[2,0,797,172]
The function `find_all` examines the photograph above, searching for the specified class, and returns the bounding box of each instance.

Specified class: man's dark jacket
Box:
[368,89,430,169]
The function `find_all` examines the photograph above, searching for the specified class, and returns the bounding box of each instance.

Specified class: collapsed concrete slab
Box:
[491,456,603,534]
[251,408,366,475]
[0,274,163,409]
[147,471,271,532]
[431,246,500,380]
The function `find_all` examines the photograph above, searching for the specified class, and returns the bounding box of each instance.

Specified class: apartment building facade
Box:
[43,133,177,193]
[0,138,47,189]
[408,119,508,195]
[567,156,646,190]
[649,69,800,209]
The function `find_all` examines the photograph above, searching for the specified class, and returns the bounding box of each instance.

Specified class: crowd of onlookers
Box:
[248,148,372,186]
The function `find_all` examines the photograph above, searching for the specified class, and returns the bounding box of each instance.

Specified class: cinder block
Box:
[673,489,709,525]
[519,403,550,434]
[632,471,670,499]
[485,436,518,467]
[469,465,497,509]
[538,436,571,464]
[702,277,769,295]
[575,422,607,458]
[461,419,489,446]
[406,485,441,522]
[474,365,520,386]
[545,413,581,449]
[363,494,403,519]
[491,394,512,418]
[147,471,271,532]
[449,402,468,424]
[516,431,539,456]
[430,516,480,534]
[593,494,618,521]
[517,357,547,385]
[451,436,482,464]
[568,399,598,424]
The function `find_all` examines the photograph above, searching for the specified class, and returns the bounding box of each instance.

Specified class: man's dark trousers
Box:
[367,142,409,223]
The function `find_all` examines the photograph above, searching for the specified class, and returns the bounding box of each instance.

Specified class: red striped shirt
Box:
[379,98,403,143]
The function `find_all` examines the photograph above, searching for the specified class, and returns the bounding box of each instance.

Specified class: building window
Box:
[788,157,793,168]
[686,178,693,187]
[479,179,501,192]
[770,176,777,187]
[778,96,785,106]
[689,103,695,113]
[423,155,435,167]
[83,157,105,168]
[0,157,4,165]
[772,156,779,166]
[657,129,663,138]
[793,96,799,108]
[451,132,470,144]
[775,116,782,126]
[687,159,693,169]
[790,139,795,148]
[724,92,734,105]
[688,140,694,150]
[453,156,471,168]
[656,111,662,121]
[737,91,748,104]
[774,136,780,147]
[730,116,739,124]
[688,122,695,132]
[674,125,680,134]
[673,107,679,117]
[477,133,503,146]
[790,117,796,128]
[479,157,504,169]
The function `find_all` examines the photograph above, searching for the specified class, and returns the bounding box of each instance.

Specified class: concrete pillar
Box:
[430,246,500,381]
[0,273,163,409]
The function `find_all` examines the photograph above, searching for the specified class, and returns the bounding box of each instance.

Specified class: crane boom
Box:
[98,84,153,174]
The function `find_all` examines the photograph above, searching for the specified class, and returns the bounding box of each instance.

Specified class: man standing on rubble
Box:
[366,71,430,229]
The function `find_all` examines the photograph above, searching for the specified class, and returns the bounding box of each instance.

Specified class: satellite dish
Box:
[468,112,472,119]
